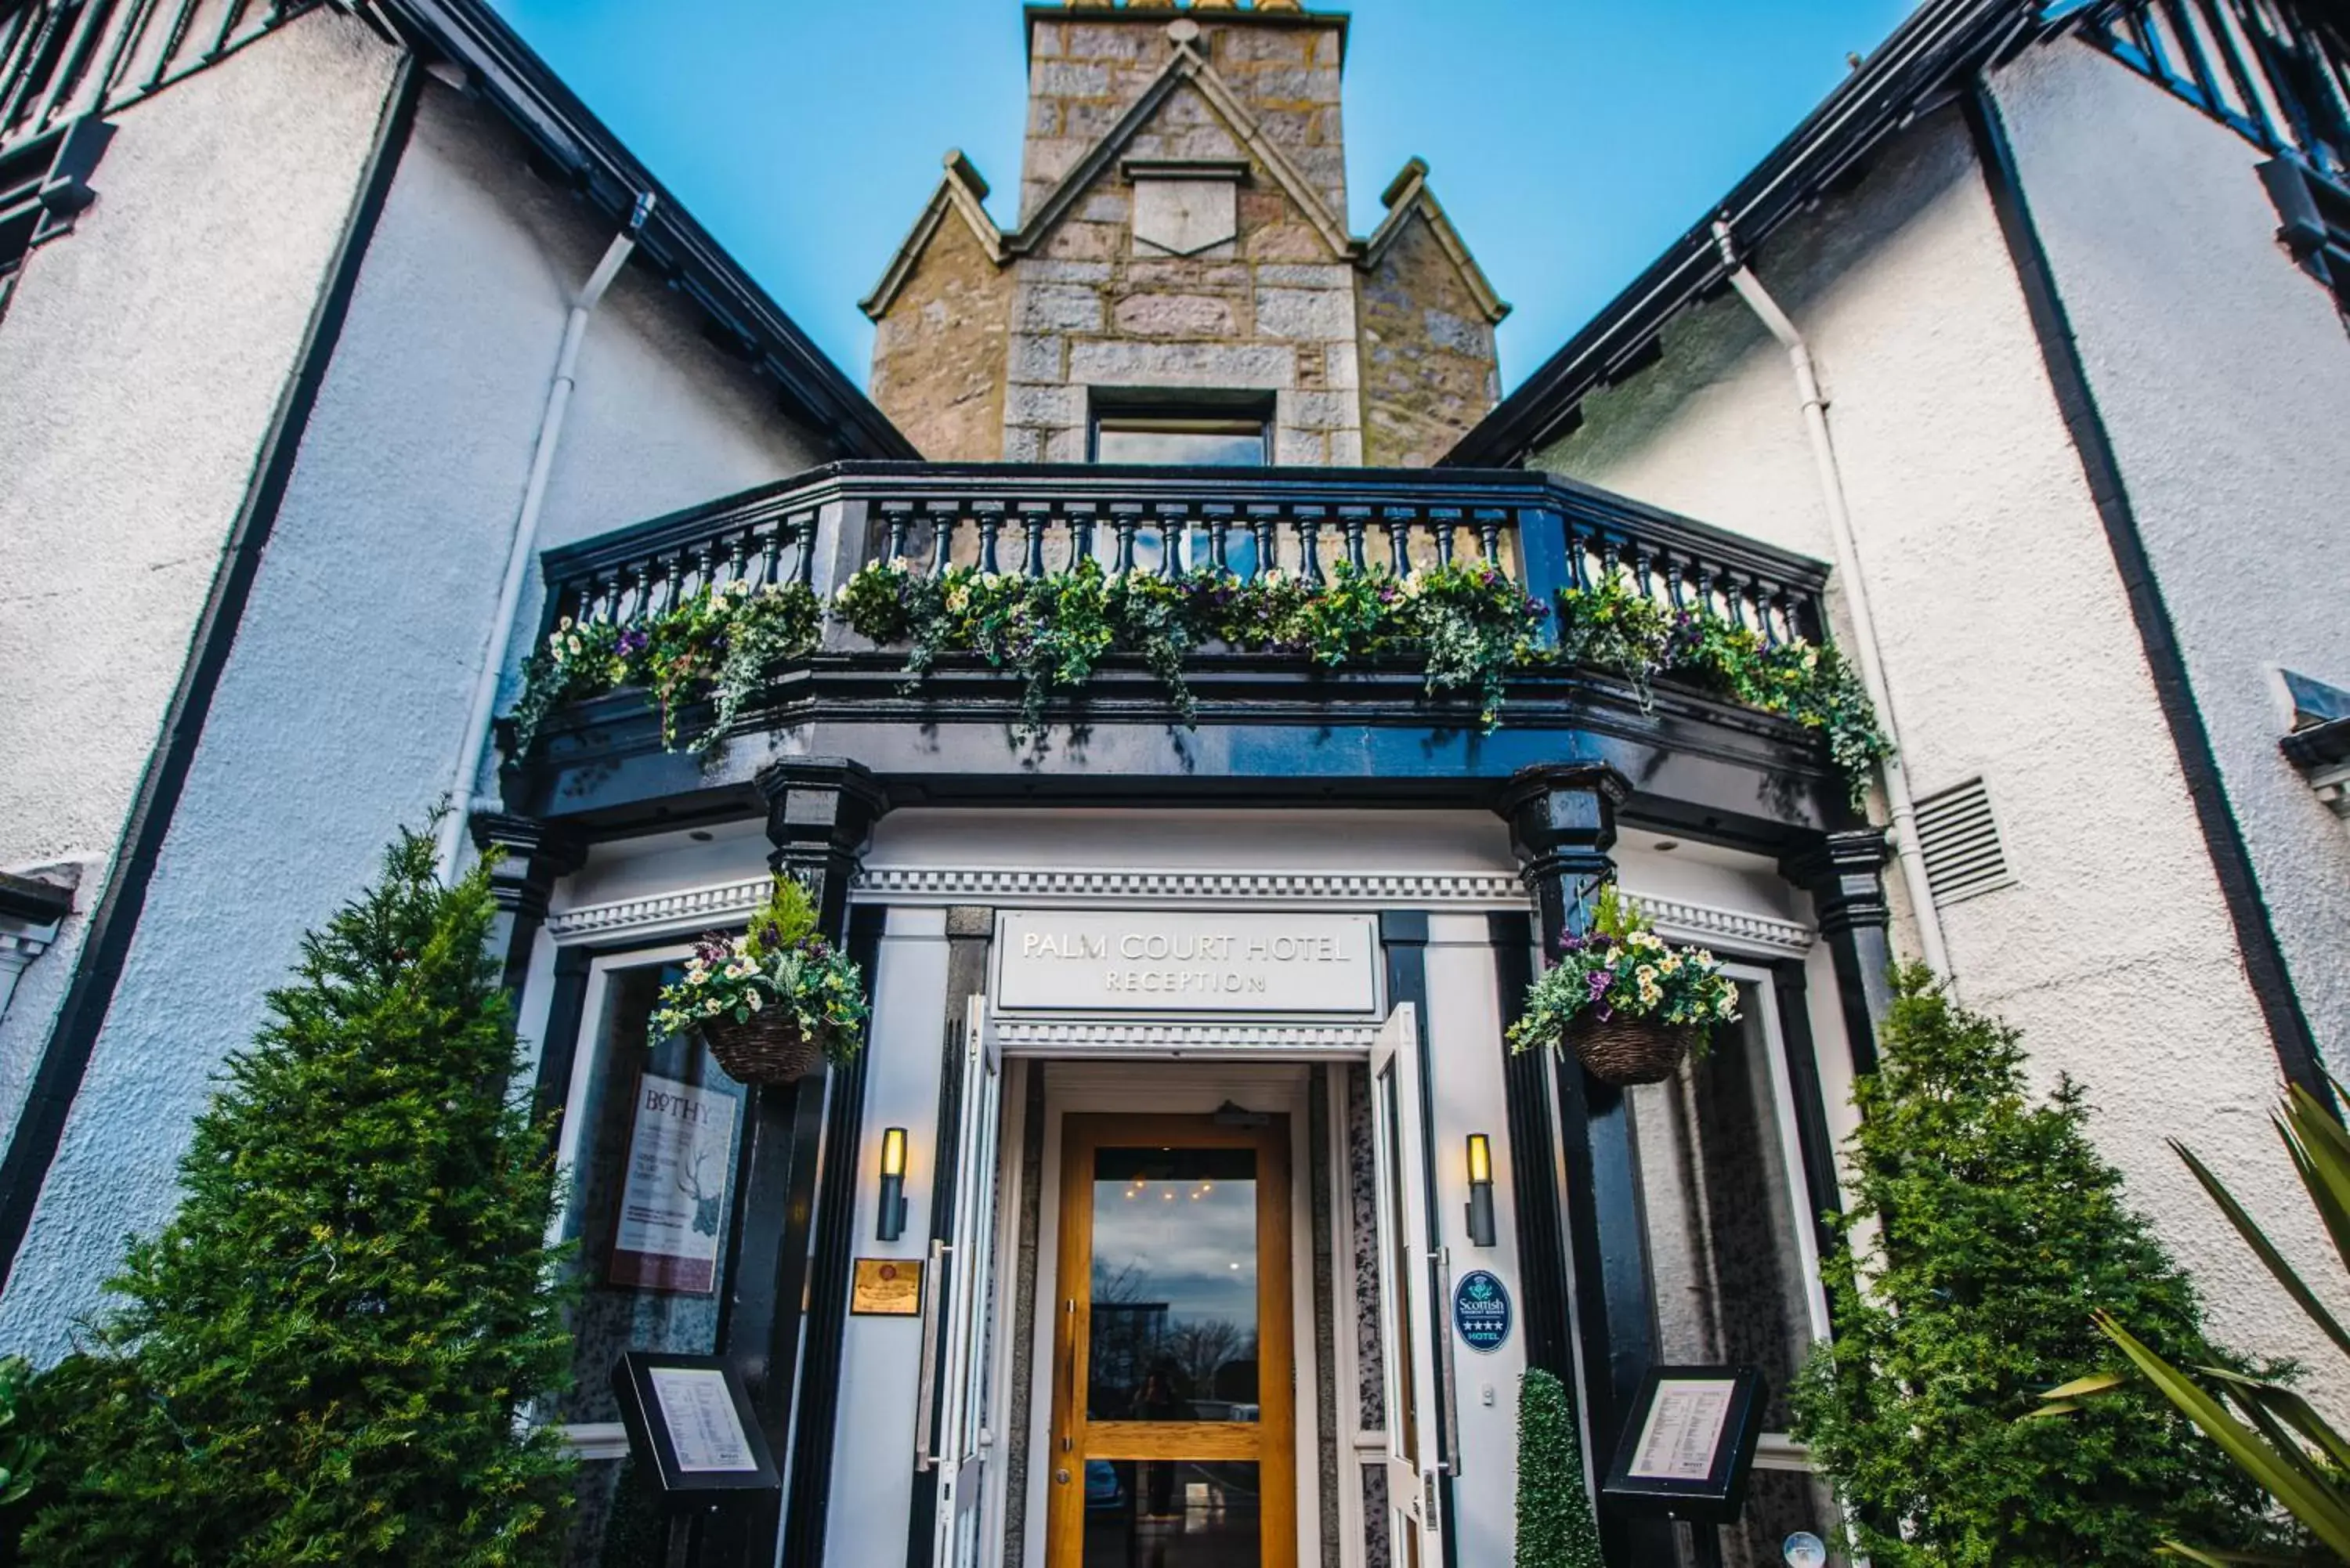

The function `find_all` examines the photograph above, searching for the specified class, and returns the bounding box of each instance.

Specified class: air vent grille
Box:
[1914,776,2013,907]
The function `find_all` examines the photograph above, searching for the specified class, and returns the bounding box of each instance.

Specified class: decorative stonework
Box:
[862,7,1506,467]
[992,1017,1379,1052]
[544,864,1814,957]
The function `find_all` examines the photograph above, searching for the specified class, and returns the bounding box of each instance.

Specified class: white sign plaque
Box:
[649,1366,757,1473]
[996,911,1379,1016]
[1626,1378,1738,1482]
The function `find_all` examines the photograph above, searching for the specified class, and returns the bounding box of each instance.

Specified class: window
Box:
[545,953,749,1559]
[1629,968,1841,1566]
[1090,392,1271,467]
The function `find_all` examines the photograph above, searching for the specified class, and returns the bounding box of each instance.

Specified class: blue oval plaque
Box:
[1453,1269,1512,1353]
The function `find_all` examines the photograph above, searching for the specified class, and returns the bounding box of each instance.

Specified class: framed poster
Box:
[1600,1364,1769,1523]
[608,1072,737,1295]
[610,1352,780,1503]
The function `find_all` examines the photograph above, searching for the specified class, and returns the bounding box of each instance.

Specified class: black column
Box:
[467,811,585,999]
[1497,763,1674,1565]
[1781,828,1896,1076]
[707,759,888,1568]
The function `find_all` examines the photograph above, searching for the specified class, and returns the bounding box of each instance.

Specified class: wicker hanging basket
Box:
[1567,1013,1701,1088]
[703,1011,825,1086]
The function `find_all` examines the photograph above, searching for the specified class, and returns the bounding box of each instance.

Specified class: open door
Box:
[921,996,1004,1566]
[1369,1002,1448,1567]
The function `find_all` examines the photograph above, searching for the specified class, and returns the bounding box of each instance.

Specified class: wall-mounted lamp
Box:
[877,1126,909,1242]
[1465,1133,1495,1248]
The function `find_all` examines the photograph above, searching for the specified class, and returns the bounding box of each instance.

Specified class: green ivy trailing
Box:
[21,822,576,1566]
[509,578,821,754]
[1788,966,2272,1568]
[510,562,1887,799]
[1516,1367,1603,1568]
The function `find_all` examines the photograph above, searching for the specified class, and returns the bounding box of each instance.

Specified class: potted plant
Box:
[650,876,869,1085]
[1506,884,1738,1086]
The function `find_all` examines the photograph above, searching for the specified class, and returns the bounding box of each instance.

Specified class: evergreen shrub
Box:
[1516,1367,1603,1568]
[24,826,576,1566]
[1790,965,2268,1566]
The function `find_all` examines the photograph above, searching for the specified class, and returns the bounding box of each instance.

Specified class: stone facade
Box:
[1358,197,1506,468]
[868,197,1012,463]
[863,2,1506,467]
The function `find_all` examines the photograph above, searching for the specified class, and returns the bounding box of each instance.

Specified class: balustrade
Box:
[540,463,1828,663]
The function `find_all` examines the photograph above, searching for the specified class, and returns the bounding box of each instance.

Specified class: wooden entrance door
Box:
[1045,1114,1296,1568]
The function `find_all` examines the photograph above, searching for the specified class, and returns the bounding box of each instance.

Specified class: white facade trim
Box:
[542,865,1817,959]
[992,1017,1382,1056]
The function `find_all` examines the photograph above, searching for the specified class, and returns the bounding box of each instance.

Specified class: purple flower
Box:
[1585,970,1614,1001]
[617,629,649,656]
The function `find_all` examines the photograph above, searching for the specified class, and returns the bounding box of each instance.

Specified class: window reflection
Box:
[1090,1147,1259,1422]
[1084,1459,1261,1568]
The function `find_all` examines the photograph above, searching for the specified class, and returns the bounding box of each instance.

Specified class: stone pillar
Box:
[1781,827,1896,1075]
[0,873,72,1028]
[1497,762,1675,1564]
[466,813,584,998]
[707,760,887,1568]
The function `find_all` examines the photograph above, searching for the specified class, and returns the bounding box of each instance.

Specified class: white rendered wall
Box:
[0,9,400,1143]
[0,67,828,1351]
[1990,38,2350,1078]
[1535,102,2345,1388]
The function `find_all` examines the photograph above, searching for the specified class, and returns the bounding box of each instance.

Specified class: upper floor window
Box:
[1090,392,1271,467]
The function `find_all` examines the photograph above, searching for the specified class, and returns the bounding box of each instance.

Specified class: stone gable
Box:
[1357,209,1504,467]
[869,207,1011,461]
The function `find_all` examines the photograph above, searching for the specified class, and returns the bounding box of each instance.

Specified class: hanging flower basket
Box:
[1565,1013,1705,1088]
[701,1012,826,1086]
[1507,884,1740,1086]
[650,877,869,1087]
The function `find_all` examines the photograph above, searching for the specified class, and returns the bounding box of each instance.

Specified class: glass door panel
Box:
[1049,1115,1293,1568]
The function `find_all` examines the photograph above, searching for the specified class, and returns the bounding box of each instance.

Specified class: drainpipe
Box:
[434,192,656,881]
[1710,220,1951,977]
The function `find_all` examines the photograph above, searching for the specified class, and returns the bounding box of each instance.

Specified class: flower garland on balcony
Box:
[506,562,1889,805]
[508,578,822,754]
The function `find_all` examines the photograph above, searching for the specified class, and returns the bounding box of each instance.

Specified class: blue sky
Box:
[486,1,1915,393]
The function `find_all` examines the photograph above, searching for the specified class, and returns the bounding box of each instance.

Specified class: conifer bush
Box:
[1790,965,2267,1566]
[1516,1367,1604,1568]
[24,825,576,1566]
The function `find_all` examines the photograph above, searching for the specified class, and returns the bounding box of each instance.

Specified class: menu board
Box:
[1625,1378,1738,1482]
[649,1366,757,1473]
[609,1073,736,1295]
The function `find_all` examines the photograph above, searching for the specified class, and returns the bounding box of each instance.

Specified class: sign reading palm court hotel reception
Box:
[996,912,1380,1014]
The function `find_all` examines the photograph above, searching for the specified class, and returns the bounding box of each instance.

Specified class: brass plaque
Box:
[850,1257,924,1317]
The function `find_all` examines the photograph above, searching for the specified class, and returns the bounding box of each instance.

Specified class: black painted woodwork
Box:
[0,60,423,1295]
[1498,763,1677,1566]
[705,760,887,1568]
[1488,910,1574,1386]
[1766,956,1847,1293]
[1379,911,1459,1568]
[775,900,888,1568]
[0,872,70,928]
[1966,84,2333,1109]
[1780,829,1896,1078]
[468,811,584,997]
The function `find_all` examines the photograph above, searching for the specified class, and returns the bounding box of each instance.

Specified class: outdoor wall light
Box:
[877,1126,909,1242]
[1465,1133,1496,1248]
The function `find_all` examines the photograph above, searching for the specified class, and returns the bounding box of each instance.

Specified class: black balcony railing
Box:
[0,0,316,154]
[539,462,1831,656]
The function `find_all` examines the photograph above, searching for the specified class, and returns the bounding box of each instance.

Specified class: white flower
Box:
[558,616,575,631]
[732,935,753,956]
[566,635,584,656]
[746,990,764,1012]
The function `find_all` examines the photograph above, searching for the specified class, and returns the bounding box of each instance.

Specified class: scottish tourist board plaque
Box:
[996,911,1379,1016]
[1452,1269,1512,1352]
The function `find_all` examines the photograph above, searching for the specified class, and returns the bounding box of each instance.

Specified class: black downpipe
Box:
[0,58,423,1289]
